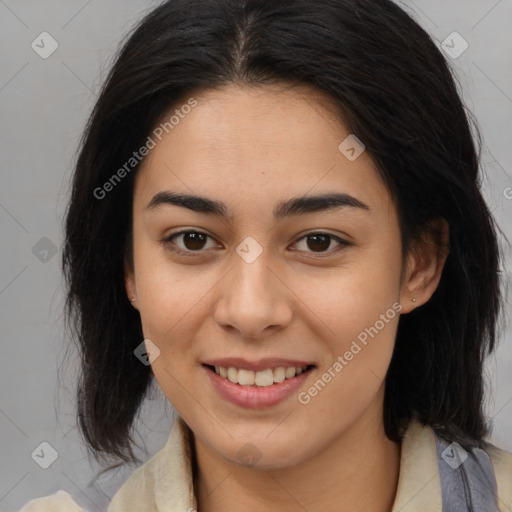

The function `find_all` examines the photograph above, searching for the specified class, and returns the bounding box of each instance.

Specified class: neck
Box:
[193,393,401,512]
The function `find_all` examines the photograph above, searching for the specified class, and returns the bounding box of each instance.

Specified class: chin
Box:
[216,433,310,471]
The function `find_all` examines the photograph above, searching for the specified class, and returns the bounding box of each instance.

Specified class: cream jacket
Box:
[19,416,512,511]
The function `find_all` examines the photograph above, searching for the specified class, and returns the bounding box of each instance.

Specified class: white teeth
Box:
[227,367,238,383]
[214,365,310,386]
[255,369,274,387]
[273,367,285,383]
[285,366,296,378]
[238,369,255,385]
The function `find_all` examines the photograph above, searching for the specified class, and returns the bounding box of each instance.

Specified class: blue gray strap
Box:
[434,431,500,511]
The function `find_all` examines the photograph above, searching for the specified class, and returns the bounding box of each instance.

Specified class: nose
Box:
[213,249,293,340]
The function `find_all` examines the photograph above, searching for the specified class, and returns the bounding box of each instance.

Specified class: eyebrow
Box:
[146,191,370,220]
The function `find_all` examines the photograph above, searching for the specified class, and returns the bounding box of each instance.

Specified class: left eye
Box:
[293,232,348,254]
[162,230,349,256]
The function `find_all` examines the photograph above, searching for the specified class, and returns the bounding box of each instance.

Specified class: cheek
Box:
[294,241,402,343]
[134,252,207,408]
[292,242,402,401]
[134,238,204,335]
[132,261,196,399]
[295,278,399,444]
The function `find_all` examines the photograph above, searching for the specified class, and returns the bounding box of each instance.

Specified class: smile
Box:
[203,364,316,409]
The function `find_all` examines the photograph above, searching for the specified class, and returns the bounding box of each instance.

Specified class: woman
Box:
[20,0,512,510]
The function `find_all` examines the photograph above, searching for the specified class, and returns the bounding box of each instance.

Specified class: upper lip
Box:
[202,358,315,372]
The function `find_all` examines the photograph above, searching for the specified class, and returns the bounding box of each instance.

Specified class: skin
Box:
[125,83,449,512]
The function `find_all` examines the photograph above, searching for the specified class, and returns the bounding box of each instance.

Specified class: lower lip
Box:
[203,365,314,409]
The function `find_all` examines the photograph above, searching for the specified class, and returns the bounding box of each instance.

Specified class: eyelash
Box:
[161,230,350,258]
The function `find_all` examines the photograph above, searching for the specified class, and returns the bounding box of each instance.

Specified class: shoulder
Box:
[108,416,196,511]
[18,490,85,512]
[400,418,512,511]
[432,424,512,512]
[107,447,167,511]
[16,451,171,512]
[482,440,512,511]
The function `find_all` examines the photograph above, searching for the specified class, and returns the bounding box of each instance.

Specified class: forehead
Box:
[133,83,392,220]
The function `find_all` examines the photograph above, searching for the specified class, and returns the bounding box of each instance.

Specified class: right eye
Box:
[161,230,220,255]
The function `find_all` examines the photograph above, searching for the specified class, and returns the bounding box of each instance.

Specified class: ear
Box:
[399,217,450,314]
[124,260,138,309]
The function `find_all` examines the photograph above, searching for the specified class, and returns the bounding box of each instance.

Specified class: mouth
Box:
[203,362,316,409]
[203,363,316,387]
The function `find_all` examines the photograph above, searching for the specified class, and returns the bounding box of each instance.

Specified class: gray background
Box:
[0,1,511,511]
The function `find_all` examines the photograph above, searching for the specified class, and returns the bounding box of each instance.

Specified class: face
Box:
[126,83,421,470]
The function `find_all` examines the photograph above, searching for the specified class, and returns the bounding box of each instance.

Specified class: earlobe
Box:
[124,265,138,308]
[400,218,450,313]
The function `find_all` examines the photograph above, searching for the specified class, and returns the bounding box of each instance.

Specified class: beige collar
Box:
[391,418,442,511]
